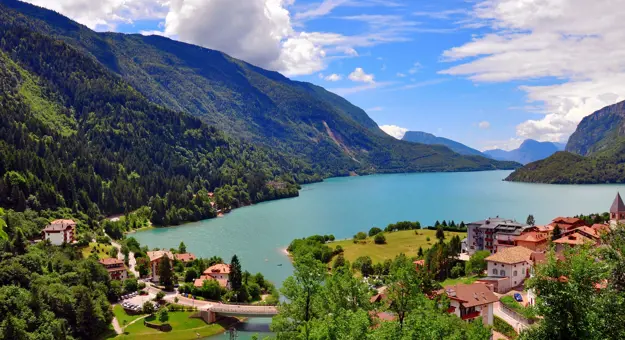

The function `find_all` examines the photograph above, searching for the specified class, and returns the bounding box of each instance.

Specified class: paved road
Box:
[108,236,139,277]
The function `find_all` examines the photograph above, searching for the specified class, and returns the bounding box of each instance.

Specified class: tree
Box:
[552,224,562,241]
[368,227,382,237]
[435,226,445,242]
[158,258,174,291]
[108,280,122,301]
[178,241,186,254]
[526,214,535,226]
[158,309,169,323]
[353,232,367,241]
[123,278,138,293]
[271,254,326,339]
[156,291,165,301]
[142,301,155,314]
[230,254,242,291]
[184,268,198,282]
[417,247,424,258]
[374,233,386,244]
[465,250,490,275]
[333,254,346,270]
[386,254,422,329]
[352,256,373,277]
[136,257,149,277]
[11,227,27,255]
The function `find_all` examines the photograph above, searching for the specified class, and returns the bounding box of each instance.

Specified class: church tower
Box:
[610,192,625,225]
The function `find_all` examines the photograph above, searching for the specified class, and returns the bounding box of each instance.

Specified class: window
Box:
[493,268,498,275]
[500,270,506,276]
[513,271,518,276]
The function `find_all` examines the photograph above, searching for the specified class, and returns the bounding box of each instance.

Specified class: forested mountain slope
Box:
[402,131,486,157]
[506,100,625,184]
[0,11,312,223]
[0,0,517,175]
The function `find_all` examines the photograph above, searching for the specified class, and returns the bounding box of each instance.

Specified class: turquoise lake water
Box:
[133,170,625,338]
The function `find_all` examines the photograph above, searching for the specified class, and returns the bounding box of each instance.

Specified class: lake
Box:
[133,170,625,337]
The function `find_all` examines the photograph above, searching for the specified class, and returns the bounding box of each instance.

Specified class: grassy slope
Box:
[330,229,466,264]
[117,312,233,340]
[81,242,113,259]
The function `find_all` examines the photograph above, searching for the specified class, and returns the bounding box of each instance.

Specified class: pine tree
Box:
[230,254,242,292]
[159,257,174,290]
[417,247,423,258]
[11,227,27,255]
[552,225,562,241]
[435,226,445,242]
[526,214,535,226]
[178,241,186,254]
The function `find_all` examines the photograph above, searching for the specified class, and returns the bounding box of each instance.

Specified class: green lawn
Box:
[330,229,466,264]
[113,305,146,328]
[440,275,480,287]
[81,242,113,259]
[116,311,235,340]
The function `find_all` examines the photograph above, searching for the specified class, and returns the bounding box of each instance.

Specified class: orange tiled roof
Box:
[203,263,231,275]
[553,233,595,245]
[441,283,498,308]
[174,253,196,262]
[551,217,582,225]
[571,226,600,240]
[536,225,554,232]
[485,246,534,264]
[99,258,124,265]
[413,260,425,266]
[147,250,174,262]
[591,224,611,234]
[514,231,548,243]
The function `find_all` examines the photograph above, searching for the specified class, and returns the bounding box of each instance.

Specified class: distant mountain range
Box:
[402,131,487,157]
[0,0,517,176]
[483,140,563,165]
[506,100,625,184]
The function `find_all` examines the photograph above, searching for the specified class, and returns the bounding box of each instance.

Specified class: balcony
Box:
[497,240,515,246]
[461,311,481,320]
[485,237,493,242]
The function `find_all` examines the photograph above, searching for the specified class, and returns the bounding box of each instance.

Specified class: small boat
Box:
[277,264,283,266]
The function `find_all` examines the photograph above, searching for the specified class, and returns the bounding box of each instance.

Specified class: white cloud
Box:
[348,67,375,83]
[324,73,343,81]
[441,0,625,142]
[413,9,467,20]
[478,121,490,129]
[408,62,422,74]
[396,72,406,77]
[380,125,408,139]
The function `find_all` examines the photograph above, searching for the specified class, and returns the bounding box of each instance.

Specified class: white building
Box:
[441,283,498,326]
[42,219,76,245]
[478,246,534,293]
[466,217,529,255]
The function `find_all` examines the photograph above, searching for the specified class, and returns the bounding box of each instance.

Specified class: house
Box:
[552,233,596,252]
[591,223,611,235]
[147,250,174,282]
[478,246,534,293]
[202,263,231,289]
[514,231,549,251]
[174,253,196,263]
[466,217,530,254]
[42,219,76,245]
[99,258,128,281]
[439,283,498,326]
[549,217,586,232]
[610,192,625,225]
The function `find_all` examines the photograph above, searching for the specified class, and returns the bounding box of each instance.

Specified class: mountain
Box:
[506,100,625,184]
[0,0,517,176]
[483,139,561,165]
[402,131,486,157]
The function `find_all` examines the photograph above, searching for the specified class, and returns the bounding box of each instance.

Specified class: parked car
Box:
[514,293,523,302]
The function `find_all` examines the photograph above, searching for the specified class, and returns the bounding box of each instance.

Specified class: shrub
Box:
[500,296,538,320]
[142,301,155,314]
[426,236,430,242]
[155,291,165,301]
[334,245,343,254]
[354,232,367,241]
[494,316,517,339]
[373,233,386,244]
[138,282,146,290]
[368,227,382,237]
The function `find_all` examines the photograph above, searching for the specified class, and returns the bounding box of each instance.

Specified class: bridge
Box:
[200,304,278,323]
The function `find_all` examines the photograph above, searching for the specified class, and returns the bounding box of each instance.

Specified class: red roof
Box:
[174,253,196,262]
[553,233,595,246]
[99,258,124,266]
[413,260,425,267]
[515,231,548,243]
[43,219,76,232]
[551,217,583,225]
[591,224,611,234]
[203,263,230,275]
[440,283,498,308]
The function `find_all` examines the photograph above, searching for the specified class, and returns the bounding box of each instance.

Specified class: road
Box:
[109,236,139,278]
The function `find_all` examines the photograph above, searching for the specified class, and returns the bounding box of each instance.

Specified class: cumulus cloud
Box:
[478,121,490,129]
[348,68,375,83]
[380,125,408,139]
[324,73,343,81]
[441,0,625,142]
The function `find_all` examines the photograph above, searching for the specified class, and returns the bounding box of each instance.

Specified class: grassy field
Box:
[116,311,235,340]
[113,305,146,328]
[330,229,466,264]
[81,242,114,259]
[440,275,480,287]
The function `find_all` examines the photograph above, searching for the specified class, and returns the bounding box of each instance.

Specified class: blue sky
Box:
[28,0,625,151]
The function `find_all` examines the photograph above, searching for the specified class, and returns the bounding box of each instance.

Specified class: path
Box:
[108,236,139,277]
[111,317,123,335]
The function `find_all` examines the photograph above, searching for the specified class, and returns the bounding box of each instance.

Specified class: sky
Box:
[26,0,625,151]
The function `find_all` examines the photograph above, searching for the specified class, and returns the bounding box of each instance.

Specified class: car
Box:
[514,293,523,302]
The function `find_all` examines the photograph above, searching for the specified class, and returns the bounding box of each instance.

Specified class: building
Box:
[514,231,549,251]
[99,258,128,280]
[549,217,586,232]
[439,283,498,326]
[610,192,625,225]
[174,253,196,263]
[553,233,596,252]
[42,219,76,245]
[466,217,530,254]
[202,263,231,289]
[147,250,174,282]
[478,246,534,293]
